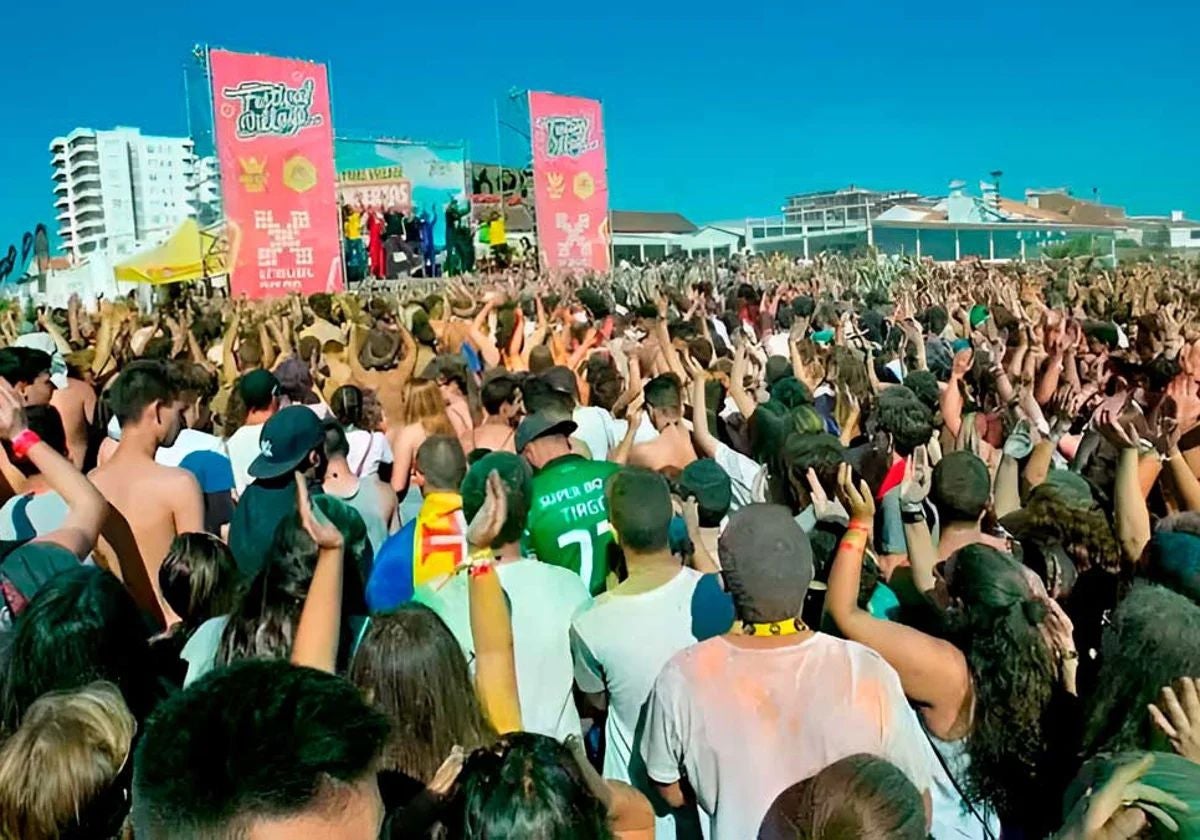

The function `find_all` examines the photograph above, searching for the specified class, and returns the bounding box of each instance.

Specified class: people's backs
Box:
[416,557,591,741]
[642,633,932,839]
[527,455,620,595]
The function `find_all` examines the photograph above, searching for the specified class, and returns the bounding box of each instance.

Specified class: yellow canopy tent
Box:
[113,218,227,284]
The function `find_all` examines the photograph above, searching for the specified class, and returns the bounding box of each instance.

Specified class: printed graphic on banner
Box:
[210,48,342,297]
[528,92,610,272]
[334,140,467,249]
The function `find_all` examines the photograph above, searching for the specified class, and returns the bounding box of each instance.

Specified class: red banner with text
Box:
[529,92,610,273]
[210,49,343,297]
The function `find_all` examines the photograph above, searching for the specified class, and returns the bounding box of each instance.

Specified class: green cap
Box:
[969,305,990,328]
[460,451,534,547]
[238,369,280,411]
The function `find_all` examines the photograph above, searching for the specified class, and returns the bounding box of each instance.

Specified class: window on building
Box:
[1190,229,1200,240]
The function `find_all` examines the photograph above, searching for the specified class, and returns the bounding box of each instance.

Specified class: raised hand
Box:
[1058,754,1185,839]
[466,470,508,550]
[837,462,875,521]
[0,378,29,441]
[1096,408,1139,451]
[296,473,344,551]
[805,467,840,522]
[899,446,932,508]
[1149,677,1200,763]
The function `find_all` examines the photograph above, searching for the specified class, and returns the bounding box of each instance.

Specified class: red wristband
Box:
[11,429,40,461]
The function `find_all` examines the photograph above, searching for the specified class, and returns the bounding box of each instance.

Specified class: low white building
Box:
[610,212,743,263]
[1122,210,1200,251]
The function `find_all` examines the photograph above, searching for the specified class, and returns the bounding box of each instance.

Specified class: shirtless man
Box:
[471,373,521,454]
[89,360,204,628]
[628,374,697,473]
[0,347,56,407]
[8,335,95,467]
[51,373,96,468]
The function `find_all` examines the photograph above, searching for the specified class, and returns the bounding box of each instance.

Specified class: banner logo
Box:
[222,78,324,139]
[536,115,599,159]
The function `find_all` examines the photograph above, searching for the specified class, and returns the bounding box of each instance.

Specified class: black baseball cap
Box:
[515,412,577,453]
[239,369,280,411]
[248,406,324,479]
[539,366,577,397]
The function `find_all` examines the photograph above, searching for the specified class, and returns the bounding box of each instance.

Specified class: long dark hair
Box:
[943,544,1058,829]
[349,606,495,783]
[159,533,238,635]
[214,516,316,667]
[331,384,365,429]
[456,732,611,840]
[0,567,157,733]
[1082,584,1200,758]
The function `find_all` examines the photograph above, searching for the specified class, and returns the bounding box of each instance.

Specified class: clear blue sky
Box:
[3,0,1198,253]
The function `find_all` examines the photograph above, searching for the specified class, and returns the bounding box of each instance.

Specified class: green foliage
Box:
[1042,235,1102,259]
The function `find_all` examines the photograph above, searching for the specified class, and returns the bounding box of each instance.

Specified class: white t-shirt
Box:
[609,413,659,448]
[155,428,228,469]
[572,567,707,840]
[573,405,618,461]
[226,423,264,498]
[414,558,591,741]
[641,633,933,840]
[346,428,393,477]
[713,440,765,512]
[764,332,791,359]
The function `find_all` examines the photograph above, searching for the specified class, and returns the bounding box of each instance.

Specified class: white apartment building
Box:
[51,127,199,263]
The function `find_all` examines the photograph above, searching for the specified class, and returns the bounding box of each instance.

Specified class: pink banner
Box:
[210,49,343,298]
[529,92,610,273]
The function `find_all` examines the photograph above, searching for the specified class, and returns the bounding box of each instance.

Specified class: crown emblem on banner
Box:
[238,157,268,193]
[546,172,565,200]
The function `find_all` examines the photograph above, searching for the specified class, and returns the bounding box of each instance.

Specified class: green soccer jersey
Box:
[526,454,620,595]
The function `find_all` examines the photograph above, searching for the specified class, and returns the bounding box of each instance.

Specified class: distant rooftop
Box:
[612,211,696,234]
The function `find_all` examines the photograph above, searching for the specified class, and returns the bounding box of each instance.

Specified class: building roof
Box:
[1128,215,1200,228]
[611,211,696,234]
[995,198,1077,224]
[877,195,1120,229]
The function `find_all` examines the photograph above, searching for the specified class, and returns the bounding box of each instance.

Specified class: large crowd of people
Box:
[0,252,1199,838]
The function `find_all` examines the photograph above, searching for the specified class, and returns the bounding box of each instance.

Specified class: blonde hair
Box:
[402,378,455,437]
[0,681,136,840]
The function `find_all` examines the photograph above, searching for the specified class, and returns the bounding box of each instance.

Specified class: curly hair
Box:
[1081,584,1200,758]
[781,432,845,513]
[1020,494,1121,577]
[944,545,1059,830]
[903,369,941,413]
[872,386,933,457]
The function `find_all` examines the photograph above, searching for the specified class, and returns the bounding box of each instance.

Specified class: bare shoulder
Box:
[628,441,661,470]
[156,463,203,493]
